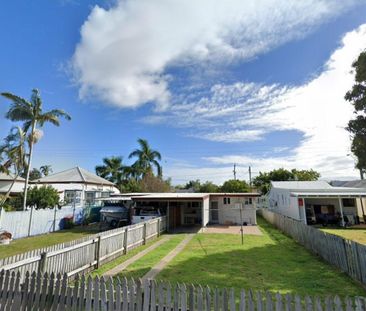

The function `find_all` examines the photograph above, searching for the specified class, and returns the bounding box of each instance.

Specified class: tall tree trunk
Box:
[0,175,18,207]
[22,121,36,211]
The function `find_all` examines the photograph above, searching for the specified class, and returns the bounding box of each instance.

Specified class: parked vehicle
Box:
[99,197,132,228]
[132,207,161,224]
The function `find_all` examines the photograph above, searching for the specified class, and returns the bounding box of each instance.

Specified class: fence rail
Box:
[259,209,366,285]
[0,217,166,279]
[0,270,365,311]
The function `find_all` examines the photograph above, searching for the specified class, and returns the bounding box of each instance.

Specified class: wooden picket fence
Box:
[259,209,366,285]
[0,217,166,280]
[0,270,365,311]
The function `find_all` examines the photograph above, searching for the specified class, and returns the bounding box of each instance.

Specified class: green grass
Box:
[155,218,365,297]
[321,228,366,244]
[0,225,100,259]
[90,236,165,277]
[111,234,186,280]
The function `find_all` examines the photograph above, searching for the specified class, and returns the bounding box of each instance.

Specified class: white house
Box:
[0,173,25,196]
[122,192,260,231]
[267,181,366,225]
[33,167,120,206]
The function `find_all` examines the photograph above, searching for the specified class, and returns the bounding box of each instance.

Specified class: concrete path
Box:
[141,234,195,282]
[103,236,171,277]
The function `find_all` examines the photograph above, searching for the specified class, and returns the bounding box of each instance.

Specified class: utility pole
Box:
[233,164,237,180]
[248,166,252,190]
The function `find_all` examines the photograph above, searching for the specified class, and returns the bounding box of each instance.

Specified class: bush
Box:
[26,185,60,209]
[63,216,75,229]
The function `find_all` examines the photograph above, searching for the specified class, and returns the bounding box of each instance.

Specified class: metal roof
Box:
[34,167,115,186]
[340,180,366,188]
[122,192,260,200]
[291,191,366,198]
[0,173,25,182]
[271,181,332,190]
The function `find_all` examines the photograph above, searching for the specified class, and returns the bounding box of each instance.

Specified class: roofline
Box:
[31,181,116,186]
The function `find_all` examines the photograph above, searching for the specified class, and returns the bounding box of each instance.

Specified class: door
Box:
[210,201,219,224]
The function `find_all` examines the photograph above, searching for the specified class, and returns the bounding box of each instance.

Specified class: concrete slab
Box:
[200,225,262,235]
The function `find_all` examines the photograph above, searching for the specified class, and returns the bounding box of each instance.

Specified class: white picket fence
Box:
[259,209,366,285]
[0,217,166,280]
[0,270,365,311]
[0,207,85,239]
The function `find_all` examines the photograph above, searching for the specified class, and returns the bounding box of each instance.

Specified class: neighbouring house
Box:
[116,192,260,231]
[0,173,25,196]
[33,167,120,207]
[267,181,366,226]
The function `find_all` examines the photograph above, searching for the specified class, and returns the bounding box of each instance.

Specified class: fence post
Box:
[38,252,48,275]
[95,236,102,268]
[53,207,57,232]
[124,228,128,254]
[157,218,161,237]
[143,223,147,245]
[27,206,34,237]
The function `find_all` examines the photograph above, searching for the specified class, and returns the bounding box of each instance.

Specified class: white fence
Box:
[259,209,366,285]
[0,217,167,280]
[1,271,365,311]
[0,207,84,239]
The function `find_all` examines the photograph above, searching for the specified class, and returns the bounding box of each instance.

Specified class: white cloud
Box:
[163,24,366,183]
[71,0,360,108]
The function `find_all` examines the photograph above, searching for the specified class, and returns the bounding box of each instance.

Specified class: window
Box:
[223,197,231,205]
[245,198,253,205]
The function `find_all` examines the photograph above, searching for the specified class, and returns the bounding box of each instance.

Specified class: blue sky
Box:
[1,0,366,184]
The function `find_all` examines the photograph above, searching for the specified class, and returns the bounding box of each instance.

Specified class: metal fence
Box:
[0,217,166,280]
[0,270,365,311]
[0,207,85,239]
[259,209,366,285]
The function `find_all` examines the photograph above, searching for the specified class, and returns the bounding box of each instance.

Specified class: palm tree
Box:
[1,89,71,210]
[40,165,52,176]
[0,127,27,207]
[128,138,162,177]
[95,156,127,184]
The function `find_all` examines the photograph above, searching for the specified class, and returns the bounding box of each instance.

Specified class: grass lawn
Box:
[155,218,365,297]
[92,234,186,280]
[0,225,100,259]
[321,228,366,244]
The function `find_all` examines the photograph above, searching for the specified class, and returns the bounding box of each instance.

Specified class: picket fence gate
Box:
[259,209,366,285]
[0,217,166,280]
[0,270,366,311]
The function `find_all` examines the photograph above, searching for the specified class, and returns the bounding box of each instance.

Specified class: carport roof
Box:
[126,192,260,200]
[290,189,366,198]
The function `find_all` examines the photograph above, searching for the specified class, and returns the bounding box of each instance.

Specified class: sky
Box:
[1,0,366,185]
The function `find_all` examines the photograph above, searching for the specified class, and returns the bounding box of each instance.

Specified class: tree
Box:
[253,168,320,194]
[26,185,60,209]
[220,179,249,193]
[183,180,201,192]
[95,156,127,184]
[1,89,71,210]
[129,139,162,177]
[25,168,42,180]
[138,171,171,192]
[345,50,366,178]
[0,127,27,207]
[199,181,219,193]
[40,165,52,176]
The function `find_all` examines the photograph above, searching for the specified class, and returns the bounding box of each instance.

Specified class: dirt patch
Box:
[200,225,262,235]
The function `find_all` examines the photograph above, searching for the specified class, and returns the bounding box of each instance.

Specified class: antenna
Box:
[233,164,237,180]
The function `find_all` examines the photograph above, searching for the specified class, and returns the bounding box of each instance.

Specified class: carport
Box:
[291,190,366,226]
[131,193,210,232]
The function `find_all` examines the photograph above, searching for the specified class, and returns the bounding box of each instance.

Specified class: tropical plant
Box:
[0,127,27,207]
[40,165,52,176]
[128,138,162,177]
[345,50,366,178]
[139,171,171,192]
[95,156,127,184]
[1,89,71,210]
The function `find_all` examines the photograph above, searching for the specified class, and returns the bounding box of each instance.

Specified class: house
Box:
[119,192,260,231]
[0,173,25,196]
[33,167,120,206]
[267,181,366,226]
